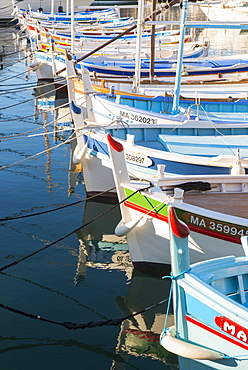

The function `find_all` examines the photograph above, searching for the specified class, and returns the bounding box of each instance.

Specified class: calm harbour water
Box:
[1,5,248,370]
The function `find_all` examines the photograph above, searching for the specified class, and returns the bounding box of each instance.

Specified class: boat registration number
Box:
[124,150,153,167]
[120,110,157,125]
[215,316,248,345]
[181,212,248,239]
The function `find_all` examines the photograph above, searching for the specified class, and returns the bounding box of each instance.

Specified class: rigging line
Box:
[0,183,152,272]
[0,98,72,137]
[0,132,75,170]
[2,21,20,28]
[2,78,66,95]
[1,32,19,39]
[0,69,28,84]
[190,103,240,156]
[0,297,169,331]
[0,186,116,222]
[17,34,31,41]
[140,195,168,219]
[0,81,38,88]
[1,47,32,57]
[0,9,13,16]
[97,94,124,116]
[0,38,24,45]
[1,125,73,141]
[0,101,72,139]
[2,271,109,319]
[0,79,55,88]
[0,78,67,110]
[0,113,56,137]
[1,54,32,70]
[0,84,38,94]
[2,96,71,126]
[0,111,43,123]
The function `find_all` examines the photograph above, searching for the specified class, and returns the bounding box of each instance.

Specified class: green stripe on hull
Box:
[124,187,169,218]
[124,188,248,243]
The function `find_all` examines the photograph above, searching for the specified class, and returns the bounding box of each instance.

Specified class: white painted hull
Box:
[81,147,158,195]
[35,61,53,80]
[181,320,248,369]
[29,52,54,80]
[125,207,244,267]
[16,0,92,13]
[105,131,248,276]
[82,152,116,195]
[29,51,66,81]
[159,203,248,368]
[80,146,246,272]
[91,78,248,98]
[3,0,93,19]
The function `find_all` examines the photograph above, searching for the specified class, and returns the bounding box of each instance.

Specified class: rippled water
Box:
[1,5,248,370]
[0,23,175,370]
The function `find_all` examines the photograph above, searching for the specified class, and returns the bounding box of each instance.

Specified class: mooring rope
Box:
[162,269,191,335]
[1,53,32,69]
[1,47,32,57]
[0,131,75,170]
[0,69,28,84]
[0,111,44,123]
[0,79,55,89]
[0,98,72,138]
[0,296,169,331]
[0,79,67,99]
[0,182,152,272]
[1,270,108,319]
[0,186,116,222]
[0,77,67,109]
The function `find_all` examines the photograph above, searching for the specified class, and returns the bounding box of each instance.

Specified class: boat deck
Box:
[184,192,248,218]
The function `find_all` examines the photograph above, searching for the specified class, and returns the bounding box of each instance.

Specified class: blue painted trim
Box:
[70,101,81,115]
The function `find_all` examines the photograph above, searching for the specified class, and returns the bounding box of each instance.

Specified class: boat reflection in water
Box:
[113,270,176,367]
[33,81,83,194]
[75,198,132,282]
[33,80,72,137]
[75,198,177,367]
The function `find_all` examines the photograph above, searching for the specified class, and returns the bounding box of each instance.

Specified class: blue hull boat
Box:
[160,206,248,369]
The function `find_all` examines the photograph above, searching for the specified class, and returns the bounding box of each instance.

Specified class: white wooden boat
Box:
[105,133,248,277]
[15,5,118,22]
[160,205,248,369]
[71,61,248,98]
[63,56,248,198]
[9,0,93,20]
[81,53,248,79]
[40,39,207,60]
[78,69,248,117]
[24,14,133,33]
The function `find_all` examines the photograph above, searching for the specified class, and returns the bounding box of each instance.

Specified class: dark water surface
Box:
[1,5,248,369]
[0,24,175,370]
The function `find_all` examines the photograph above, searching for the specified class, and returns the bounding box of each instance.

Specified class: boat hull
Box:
[119,197,245,276]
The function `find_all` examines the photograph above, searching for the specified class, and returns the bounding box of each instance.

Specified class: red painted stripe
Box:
[124,200,168,222]
[186,315,248,350]
[189,225,241,244]
[124,201,240,244]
